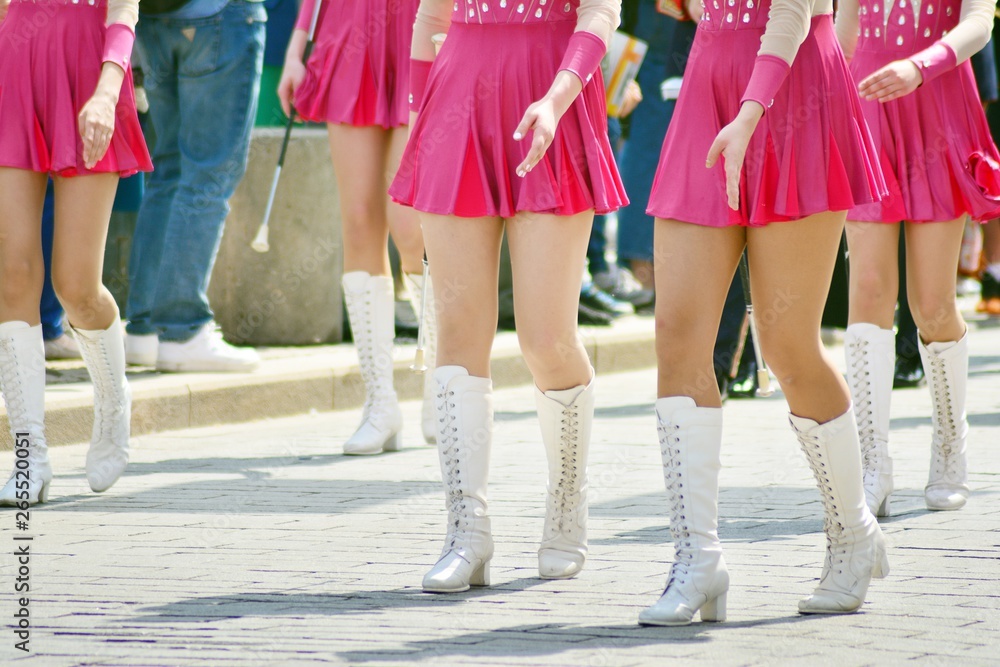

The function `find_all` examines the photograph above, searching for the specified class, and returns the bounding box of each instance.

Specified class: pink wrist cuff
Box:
[557,30,607,87]
[295,0,316,31]
[908,42,957,86]
[410,58,433,111]
[740,54,791,112]
[102,23,135,71]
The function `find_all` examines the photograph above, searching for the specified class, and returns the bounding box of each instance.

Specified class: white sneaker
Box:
[44,333,82,360]
[125,333,158,366]
[156,323,259,372]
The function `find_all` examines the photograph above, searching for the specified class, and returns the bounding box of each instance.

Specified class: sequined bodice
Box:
[452,0,580,23]
[856,0,961,51]
[699,0,772,30]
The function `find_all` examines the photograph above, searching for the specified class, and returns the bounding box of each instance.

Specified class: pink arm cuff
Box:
[740,54,791,112]
[908,42,958,86]
[557,30,608,87]
[410,58,433,111]
[102,23,135,71]
[295,0,316,31]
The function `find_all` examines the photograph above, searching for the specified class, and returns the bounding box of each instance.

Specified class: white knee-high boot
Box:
[536,378,594,579]
[342,272,403,455]
[639,397,729,626]
[0,323,52,505]
[423,366,494,593]
[72,318,131,492]
[918,331,970,511]
[404,271,437,445]
[791,408,889,614]
[844,323,895,517]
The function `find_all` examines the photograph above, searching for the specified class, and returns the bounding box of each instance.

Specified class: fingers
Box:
[724,149,741,211]
[78,110,114,169]
[513,107,535,144]
[277,78,293,118]
[516,131,550,177]
[705,136,724,169]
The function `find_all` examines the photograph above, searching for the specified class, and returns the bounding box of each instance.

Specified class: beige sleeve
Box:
[413,0,453,61]
[576,0,622,45]
[106,0,139,28]
[834,0,861,61]
[940,0,996,63]
[757,0,819,65]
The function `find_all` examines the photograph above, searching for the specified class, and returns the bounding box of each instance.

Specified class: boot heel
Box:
[876,494,890,518]
[38,480,51,504]
[470,560,491,587]
[382,432,401,452]
[871,537,890,579]
[700,592,727,622]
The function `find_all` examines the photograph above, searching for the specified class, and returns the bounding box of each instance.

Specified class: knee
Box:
[909,292,957,334]
[518,327,586,378]
[0,258,43,307]
[340,197,384,238]
[851,264,895,308]
[51,272,103,316]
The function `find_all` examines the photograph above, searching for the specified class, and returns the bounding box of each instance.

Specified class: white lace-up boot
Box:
[342,272,403,455]
[639,397,729,626]
[791,408,889,614]
[404,272,437,445]
[422,366,494,593]
[72,318,131,492]
[918,332,970,511]
[844,323,895,517]
[0,323,52,506]
[536,379,594,579]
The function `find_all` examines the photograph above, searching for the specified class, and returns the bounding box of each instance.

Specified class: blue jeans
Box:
[127,1,266,341]
[40,181,63,341]
[616,7,697,264]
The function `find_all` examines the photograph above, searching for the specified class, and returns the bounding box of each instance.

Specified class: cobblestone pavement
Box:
[3,321,998,666]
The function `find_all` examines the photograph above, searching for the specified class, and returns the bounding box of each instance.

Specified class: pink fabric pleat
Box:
[0,1,151,177]
[848,52,1000,223]
[293,0,418,129]
[647,16,886,227]
[389,21,628,219]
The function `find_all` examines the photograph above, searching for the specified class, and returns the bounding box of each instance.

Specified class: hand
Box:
[0,0,9,24]
[514,97,560,177]
[616,80,643,118]
[705,102,763,211]
[685,0,703,22]
[277,58,307,118]
[858,59,923,102]
[78,79,120,170]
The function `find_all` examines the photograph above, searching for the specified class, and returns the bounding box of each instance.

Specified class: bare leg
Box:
[419,213,504,377]
[327,124,392,276]
[630,259,655,290]
[654,219,745,405]
[904,218,966,343]
[845,221,900,329]
[50,174,120,330]
[385,127,425,275]
[507,210,594,391]
[0,168,48,324]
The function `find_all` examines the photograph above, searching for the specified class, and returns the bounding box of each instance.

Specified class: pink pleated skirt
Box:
[389,21,628,218]
[0,0,151,177]
[647,15,885,227]
[293,0,418,128]
[848,51,1000,223]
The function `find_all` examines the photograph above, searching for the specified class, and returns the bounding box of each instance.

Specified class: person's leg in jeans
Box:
[126,22,181,364]
[148,3,266,371]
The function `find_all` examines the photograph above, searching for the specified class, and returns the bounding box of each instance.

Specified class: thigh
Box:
[384,126,425,272]
[0,168,47,260]
[51,174,119,284]
[506,210,593,340]
[420,213,504,376]
[328,125,390,213]
[746,212,846,353]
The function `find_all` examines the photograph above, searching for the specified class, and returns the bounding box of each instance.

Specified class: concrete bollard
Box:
[210,127,344,346]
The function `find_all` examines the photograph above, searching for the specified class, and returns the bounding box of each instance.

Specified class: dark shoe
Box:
[593,267,655,310]
[893,354,925,389]
[976,272,1000,316]
[728,357,758,399]
[580,282,633,317]
[578,300,614,326]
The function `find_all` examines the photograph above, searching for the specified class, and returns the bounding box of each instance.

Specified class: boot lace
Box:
[437,386,470,554]
[795,427,850,582]
[546,403,582,539]
[927,354,961,482]
[658,416,692,590]
[0,338,27,428]
[77,335,120,446]
[846,339,878,475]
